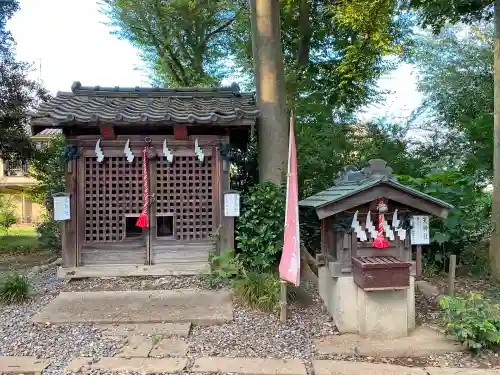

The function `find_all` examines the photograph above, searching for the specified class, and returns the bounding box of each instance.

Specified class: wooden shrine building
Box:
[30,82,259,277]
[299,159,453,338]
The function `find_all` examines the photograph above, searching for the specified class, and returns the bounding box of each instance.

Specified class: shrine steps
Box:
[57,262,210,279]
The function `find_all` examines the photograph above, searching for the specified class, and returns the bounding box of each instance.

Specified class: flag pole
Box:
[279,111,294,323]
[280,280,287,323]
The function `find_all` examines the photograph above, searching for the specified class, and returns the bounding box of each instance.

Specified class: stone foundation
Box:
[319,266,415,338]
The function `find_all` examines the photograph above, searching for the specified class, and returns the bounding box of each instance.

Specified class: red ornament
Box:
[372,199,389,249]
[136,147,149,228]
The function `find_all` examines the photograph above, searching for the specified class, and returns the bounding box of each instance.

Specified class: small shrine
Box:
[299,159,452,338]
[30,82,259,277]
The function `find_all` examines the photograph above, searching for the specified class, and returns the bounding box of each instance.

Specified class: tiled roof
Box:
[32,128,62,137]
[31,81,259,126]
[299,159,453,210]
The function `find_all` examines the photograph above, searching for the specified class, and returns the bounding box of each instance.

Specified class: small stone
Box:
[53,257,63,266]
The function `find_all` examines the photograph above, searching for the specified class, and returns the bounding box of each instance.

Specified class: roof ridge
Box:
[69,81,247,98]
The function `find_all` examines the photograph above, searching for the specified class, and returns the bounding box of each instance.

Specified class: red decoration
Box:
[136,147,149,228]
[372,199,389,249]
[174,125,188,140]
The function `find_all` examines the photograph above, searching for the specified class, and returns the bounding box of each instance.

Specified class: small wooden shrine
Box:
[30,82,259,277]
[299,159,452,338]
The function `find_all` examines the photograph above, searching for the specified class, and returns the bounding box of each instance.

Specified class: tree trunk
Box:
[490,0,500,281]
[250,0,288,184]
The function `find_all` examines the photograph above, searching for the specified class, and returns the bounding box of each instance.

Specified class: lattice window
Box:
[84,156,144,242]
[156,156,213,241]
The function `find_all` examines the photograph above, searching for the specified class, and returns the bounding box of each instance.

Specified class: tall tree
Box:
[0,0,48,162]
[102,0,242,87]
[409,0,500,279]
[250,0,288,183]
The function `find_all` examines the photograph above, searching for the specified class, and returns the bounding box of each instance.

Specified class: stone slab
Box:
[116,335,153,358]
[193,357,306,375]
[313,360,426,375]
[32,289,233,325]
[64,358,92,373]
[314,326,462,357]
[415,280,440,297]
[426,368,500,375]
[92,357,188,373]
[150,337,189,358]
[97,322,191,337]
[0,356,51,374]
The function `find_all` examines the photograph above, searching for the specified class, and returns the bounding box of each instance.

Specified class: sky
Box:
[8,0,422,122]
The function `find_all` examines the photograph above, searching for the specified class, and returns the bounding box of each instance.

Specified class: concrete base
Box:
[319,267,415,338]
[57,263,210,279]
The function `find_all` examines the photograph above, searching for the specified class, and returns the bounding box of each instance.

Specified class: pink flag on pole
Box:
[279,114,301,286]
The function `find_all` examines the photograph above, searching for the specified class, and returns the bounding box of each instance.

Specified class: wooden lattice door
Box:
[151,155,214,264]
[80,155,148,265]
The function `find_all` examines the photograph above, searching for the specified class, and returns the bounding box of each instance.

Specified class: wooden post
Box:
[416,245,422,277]
[448,254,457,296]
[280,280,287,323]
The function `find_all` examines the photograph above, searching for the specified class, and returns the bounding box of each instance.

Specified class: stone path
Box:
[314,326,462,357]
[2,355,499,375]
[31,289,233,325]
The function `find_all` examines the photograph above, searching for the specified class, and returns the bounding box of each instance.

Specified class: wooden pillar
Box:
[62,159,78,268]
[219,167,234,252]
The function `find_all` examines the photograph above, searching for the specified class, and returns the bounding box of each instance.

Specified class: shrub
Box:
[205,248,243,288]
[0,272,31,303]
[235,182,285,271]
[440,293,500,351]
[233,271,282,312]
[36,217,61,251]
[0,196,18,234]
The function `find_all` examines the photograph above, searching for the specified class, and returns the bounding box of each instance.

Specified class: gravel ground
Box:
[2,268,500,374]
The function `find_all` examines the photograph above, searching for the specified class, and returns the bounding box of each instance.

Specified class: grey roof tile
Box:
[31,81,259,126]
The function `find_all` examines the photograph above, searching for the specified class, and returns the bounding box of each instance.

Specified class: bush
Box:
[235,182,285,271]
[440,293,500,351]
[0,272,31,303]
[0,196,18,234]
[36,217,61,251]
[205,248,243,288]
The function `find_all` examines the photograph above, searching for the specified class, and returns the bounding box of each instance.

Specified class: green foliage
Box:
[101,0,242,87]
[397,171,491,269]
[0,0,49,162]
[35,216,61,251]
[28,135,65,211]
[0,272,31,303]
[235,182,285,271]
[233,271,282,312]
[407,24,493,179]
[205,248,244,288]
[409,0,492,32]
[0,196,17,234]
[440,293,500,351]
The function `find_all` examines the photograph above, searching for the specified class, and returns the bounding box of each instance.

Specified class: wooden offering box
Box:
[352,256,411,291]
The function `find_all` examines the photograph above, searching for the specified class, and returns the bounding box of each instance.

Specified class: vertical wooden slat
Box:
[212,146,221,249]
[62,159,78,267]
[320,218,327,257]
[147,155,156,265]
[77,157,85,266]
[351,231,358,258]
[219,153,234,252]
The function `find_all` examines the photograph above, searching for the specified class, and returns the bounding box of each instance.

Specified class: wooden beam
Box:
[62,159,78,268]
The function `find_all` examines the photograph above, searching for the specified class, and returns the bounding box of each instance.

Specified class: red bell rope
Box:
[372,200,389,249]
[136,147,149,228]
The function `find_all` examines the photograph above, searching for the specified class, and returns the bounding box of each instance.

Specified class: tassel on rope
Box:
[372,199,389,249]
[136,147,149,228]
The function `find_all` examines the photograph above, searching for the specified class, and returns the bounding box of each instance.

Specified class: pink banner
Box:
[279,114,301,286]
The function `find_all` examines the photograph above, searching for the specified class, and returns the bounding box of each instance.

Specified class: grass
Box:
[0,226,39,254]
[0,272,32,303]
